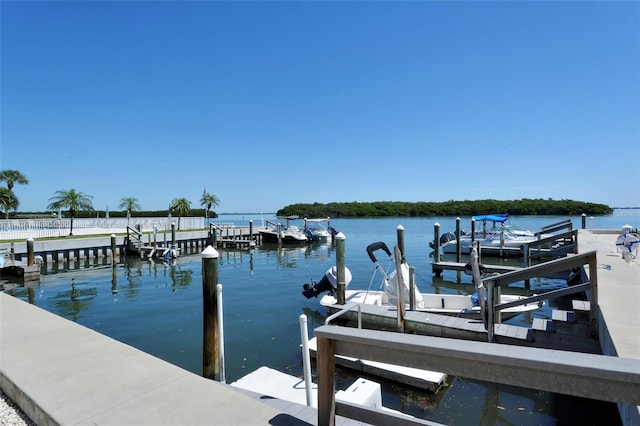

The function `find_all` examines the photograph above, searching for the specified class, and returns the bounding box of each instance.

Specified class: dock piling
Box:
[434,223,441,265]
[396,225,405,260]
[456,217,462,262]
[27,238,34,266]
[110,234,117,264]
[202,245,221,381]
[336,233,346,305]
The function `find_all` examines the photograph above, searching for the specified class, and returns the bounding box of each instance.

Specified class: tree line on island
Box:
[0,169,614,228]
[276,199,613,218]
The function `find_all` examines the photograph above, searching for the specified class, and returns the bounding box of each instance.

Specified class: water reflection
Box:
[48,277,98,322]
[122,257,193,293]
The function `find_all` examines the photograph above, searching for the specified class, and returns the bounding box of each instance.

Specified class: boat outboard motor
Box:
[302,266,352,299]
[464,261,486,276]
[429,231,458,249]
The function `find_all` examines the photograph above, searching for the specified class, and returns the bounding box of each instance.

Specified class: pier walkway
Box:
[577,229,640,360]
[0,293,364,426]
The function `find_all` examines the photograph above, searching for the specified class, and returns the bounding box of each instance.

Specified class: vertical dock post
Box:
[26,238,34,266]
[202,245,221,380]
[434,222,441,264]
[336,232,346,305]
[110,234,117,264]
[171,222,176,246]
[409,265,416,311]
[471,218,476,243]
[299,314,314,407]
[249,220,253,242]
[317,335,336,426]
[487,280,495,342]
[396,224,405,259]
[581,213,586,229]
[216,284,226,383]
[394,246,405,333]
[455,217,462,262]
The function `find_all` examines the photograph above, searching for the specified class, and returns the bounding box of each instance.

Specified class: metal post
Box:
[336,233,346,305]
[299,314,314,407]
[26,238,34,266]
[202,245,220,380]
[216,284,226,383]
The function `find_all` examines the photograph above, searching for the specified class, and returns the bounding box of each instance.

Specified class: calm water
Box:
[4,211,638,425]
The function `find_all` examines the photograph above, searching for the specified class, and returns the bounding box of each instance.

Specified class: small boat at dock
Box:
[303,241,542,321]
[432,214,552,255]
[259,216,308,244]
[303,217,338,243]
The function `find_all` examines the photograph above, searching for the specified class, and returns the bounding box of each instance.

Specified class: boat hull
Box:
[259,230,307,244]
[320,290,540,321]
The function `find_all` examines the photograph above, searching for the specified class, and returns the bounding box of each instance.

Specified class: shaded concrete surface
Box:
[0,293,368,425]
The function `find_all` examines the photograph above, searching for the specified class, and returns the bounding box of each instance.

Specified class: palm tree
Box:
[0,169,29,191]
[47,189,94,236]
[0,169,28,219]
[170,197,191,230]
[119,197,141,225]
[0,187,18,219]
[200,190,220,221]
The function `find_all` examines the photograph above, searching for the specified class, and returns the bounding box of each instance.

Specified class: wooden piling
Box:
[434,222,441,264]
[317,336,336,426]
[110,234,117,264]
[336,233,346,305]
[455,217,462,262]
[396,224,405,260]
[202,245,220,380]
[27,238,34,266]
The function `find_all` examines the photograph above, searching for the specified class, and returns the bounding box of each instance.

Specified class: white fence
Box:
[0,217,205,241]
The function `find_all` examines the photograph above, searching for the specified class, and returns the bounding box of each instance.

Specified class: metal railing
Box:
[0,217,205,240]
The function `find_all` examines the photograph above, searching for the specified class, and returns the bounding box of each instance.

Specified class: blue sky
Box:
[2,1,639,213]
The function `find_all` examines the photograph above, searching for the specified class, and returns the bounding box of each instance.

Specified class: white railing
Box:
[0,217,205,241]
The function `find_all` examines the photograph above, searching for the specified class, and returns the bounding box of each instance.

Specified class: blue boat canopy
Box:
[472,214,509,223]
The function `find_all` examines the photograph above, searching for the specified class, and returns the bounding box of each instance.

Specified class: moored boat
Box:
[303,241,542,321]
[259,216,308,244]
[432,214,551,255]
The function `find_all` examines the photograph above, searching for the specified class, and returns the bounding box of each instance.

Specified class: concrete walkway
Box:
[577,229,640,360]
[0,293,364,426]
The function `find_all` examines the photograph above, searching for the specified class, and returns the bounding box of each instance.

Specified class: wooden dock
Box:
[0,259,40,280]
